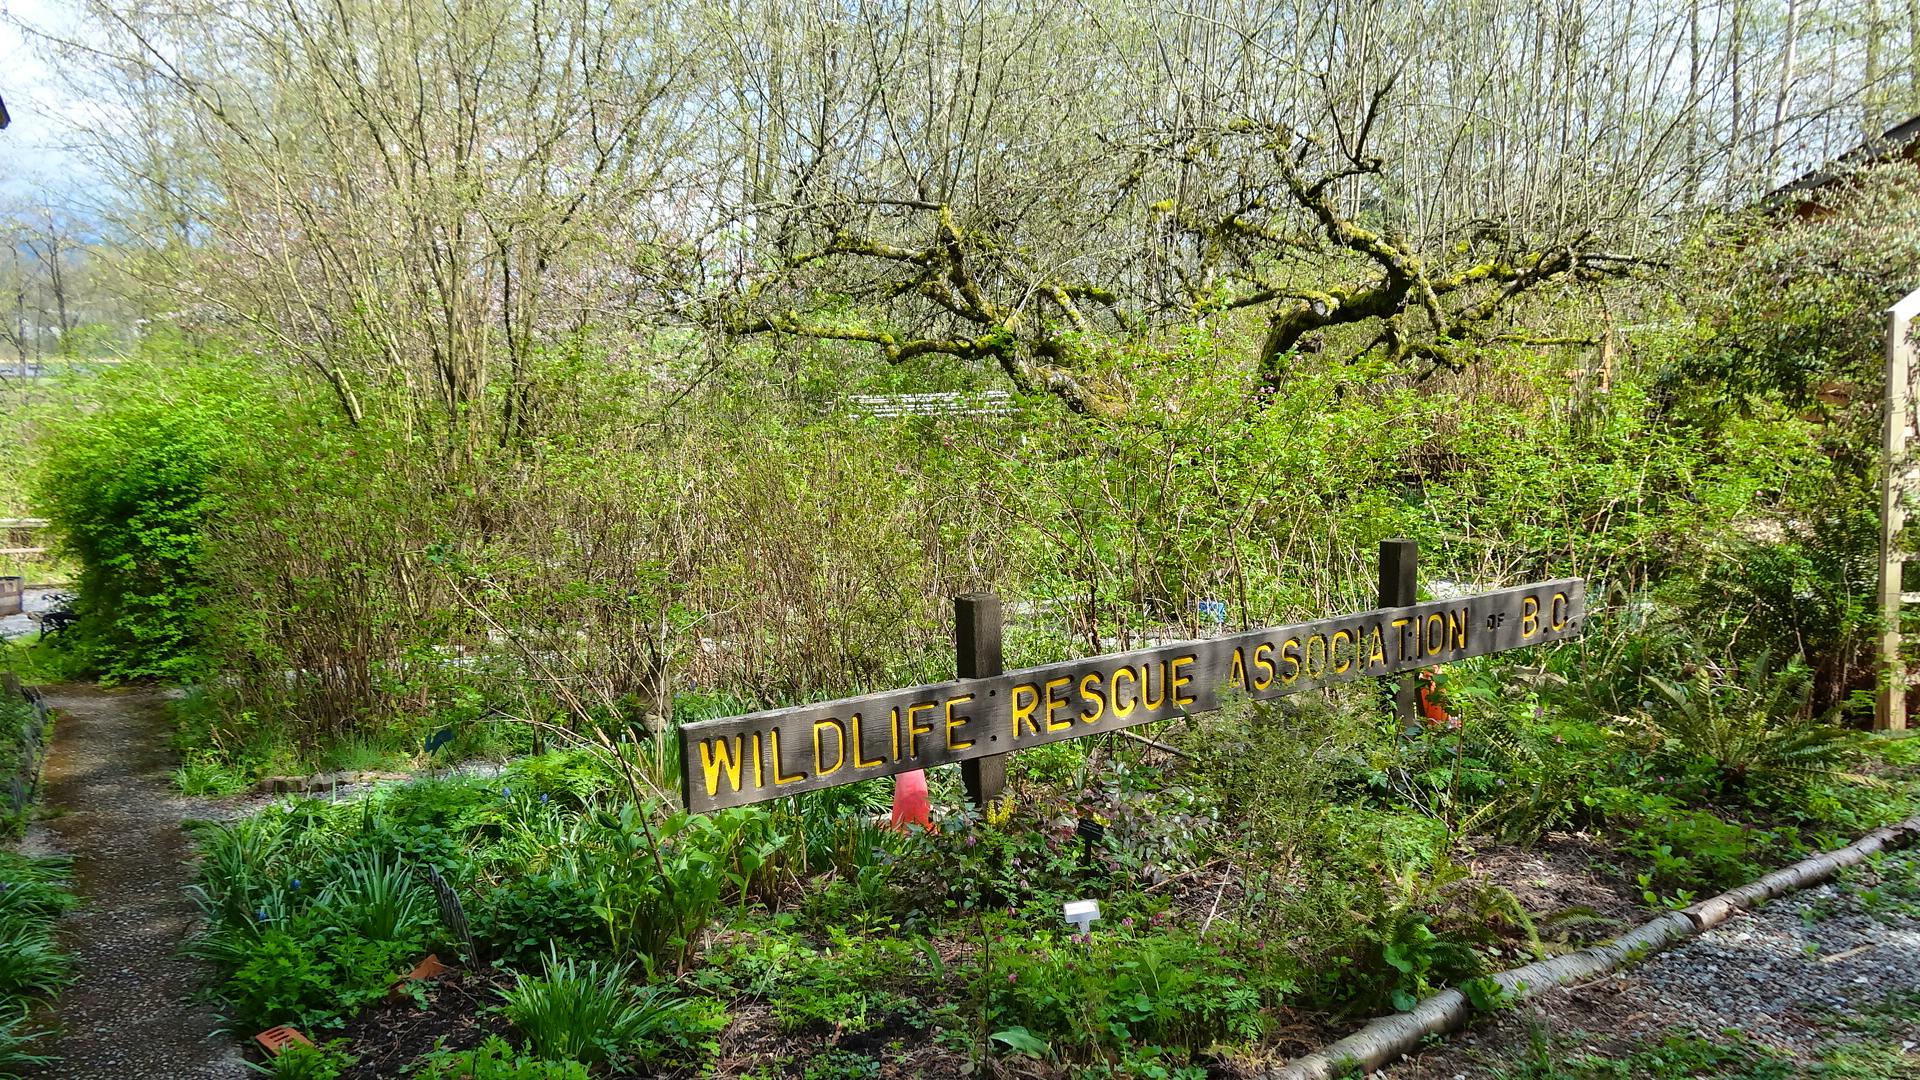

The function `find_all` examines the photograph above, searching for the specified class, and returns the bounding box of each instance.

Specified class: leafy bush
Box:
[470,871,602,970]
[188,802,444,1030]
[35,350,262,680]
[221,925,420,1032]
[1586,788,1767,895]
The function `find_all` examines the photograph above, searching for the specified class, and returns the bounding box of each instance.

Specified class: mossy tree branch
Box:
[725,200,1134,417]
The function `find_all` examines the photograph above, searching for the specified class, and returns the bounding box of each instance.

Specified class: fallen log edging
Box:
[1268,814,1920,1080]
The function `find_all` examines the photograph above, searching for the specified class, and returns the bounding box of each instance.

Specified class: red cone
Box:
[889,769,932,831]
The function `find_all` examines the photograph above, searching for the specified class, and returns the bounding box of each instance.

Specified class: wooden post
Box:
[1378,539,1421,731]
[1877,290,1920,730]
[956,593,1006,807]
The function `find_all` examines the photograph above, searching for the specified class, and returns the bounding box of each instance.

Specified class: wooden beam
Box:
[1877,289,1920,731]
[956,593,1007,808]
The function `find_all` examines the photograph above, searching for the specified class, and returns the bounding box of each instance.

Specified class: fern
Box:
[1641,651,1861,796]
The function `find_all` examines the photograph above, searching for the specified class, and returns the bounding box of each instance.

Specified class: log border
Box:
[1268,812,1920,1080]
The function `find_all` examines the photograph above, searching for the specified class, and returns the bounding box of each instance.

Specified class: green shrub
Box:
[173,759,252,797]
[313,851,429,942]
[470,871,602,970]
[221,925,418,1031]
[0,855,75,1076]
[35,349,263,681]
[1586,787,1767,894]
[1639,653,1861,799]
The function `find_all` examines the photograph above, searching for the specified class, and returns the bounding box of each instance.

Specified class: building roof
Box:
[1762,114,1920,207]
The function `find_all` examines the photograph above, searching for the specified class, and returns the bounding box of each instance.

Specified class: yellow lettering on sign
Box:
[1170,655,1196,705]
[812,717,846,777]
[1280,638,1302,683]
[1044,677,1074,732]
[1331,629,1353,674]
[1010,684,1040,738]
[1305,634,1327,679]
[1393,617,1416,660]
[1229,647,1247,689]
[944,694,975,751]
[1425,613,1445,657]
[888,707,900,760]
[1253,641,1276,690]
[1521,596,1540,638]
[1078,672,1106,723]
[700,735,745,797]
[1111,667,1137,717]
[849,713,885,769]
[1367,625,1387,667]
[906,702,935,758]
[1550,591,1569,631]
[769,727,808,786]
[751,732,764,788]
[1447,609,1469,650]
[1140,662,1167,711]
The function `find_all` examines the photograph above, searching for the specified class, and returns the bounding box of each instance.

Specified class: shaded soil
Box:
[23,685,248,1079]
[337,969,514,1078]
[1462,831,1647,946]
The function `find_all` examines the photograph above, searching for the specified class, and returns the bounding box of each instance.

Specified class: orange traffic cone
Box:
[889,769,932,831]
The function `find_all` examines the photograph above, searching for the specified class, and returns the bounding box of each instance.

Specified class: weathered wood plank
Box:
[679,579,1585,811]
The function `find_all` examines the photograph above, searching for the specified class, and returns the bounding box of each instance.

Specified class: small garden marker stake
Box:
[1063,899,1100,934]
[254,1026,314,1057]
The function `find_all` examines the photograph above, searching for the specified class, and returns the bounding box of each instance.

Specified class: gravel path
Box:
[22,685,248,1079]
[1383,850,1920,1077]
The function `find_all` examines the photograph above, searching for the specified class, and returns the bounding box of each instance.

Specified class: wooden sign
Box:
[680,577,1584,811]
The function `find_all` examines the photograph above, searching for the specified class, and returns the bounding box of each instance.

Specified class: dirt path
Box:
[23,685,247,1079]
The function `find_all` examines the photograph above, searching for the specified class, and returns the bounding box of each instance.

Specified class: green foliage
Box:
[221,926,420,1032]
[980,926,1272,1062]
[409,1036,591,1079]
[757,932,919,1034]
[173,759,252,797]
[1585,787,1767,894]
[247,1039,357,1080]
[0,855,74,1077]
[0,1007,55,1080]
[498,948,725,1068]
[1637,653,1862,798]
[35,348,263,680]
